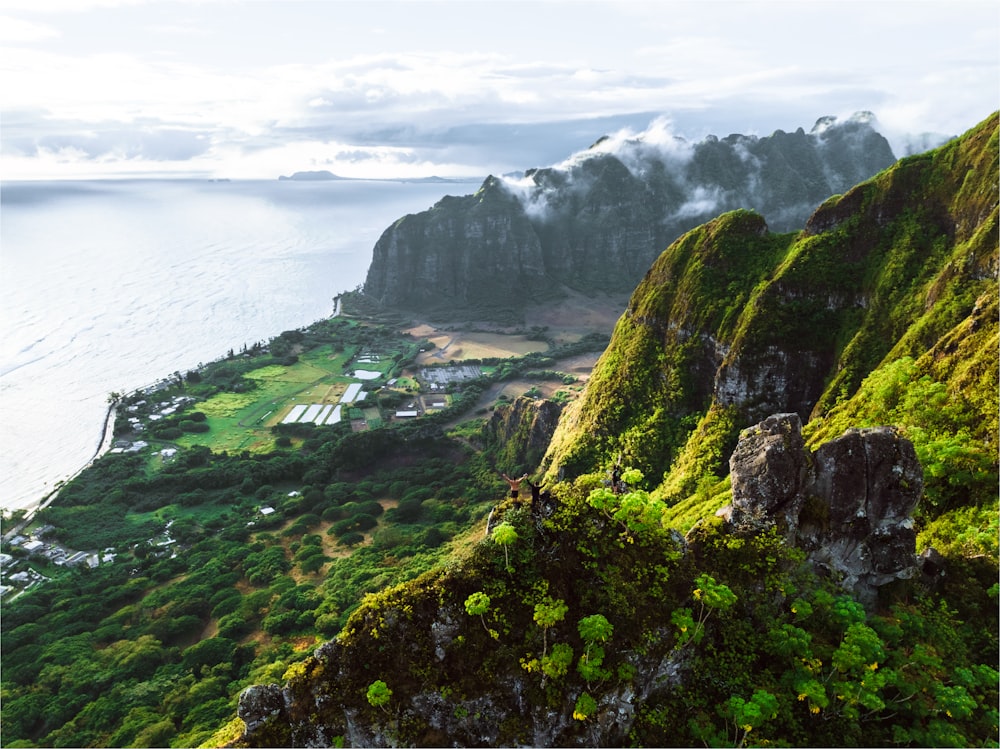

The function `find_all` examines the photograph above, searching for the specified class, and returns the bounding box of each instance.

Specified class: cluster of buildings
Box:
[1,527,115,599]
[121,394,197,434]
[385,365,479,419]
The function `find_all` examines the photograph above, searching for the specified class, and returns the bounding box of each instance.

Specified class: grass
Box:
[175,352,365,452]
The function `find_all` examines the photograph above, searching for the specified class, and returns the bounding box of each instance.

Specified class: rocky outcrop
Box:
[237,684,291,744]
[363,114,895,317]
[481,396,563,473]
[725,413,922,603]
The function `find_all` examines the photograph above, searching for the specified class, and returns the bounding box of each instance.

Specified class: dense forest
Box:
[0,315,605,747]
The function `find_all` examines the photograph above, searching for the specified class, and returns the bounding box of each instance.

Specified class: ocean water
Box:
[0,178,470,513]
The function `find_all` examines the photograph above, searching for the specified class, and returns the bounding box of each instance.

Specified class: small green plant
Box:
[573,691,598,721]
[586,468,666,534]
[577,614,613,644]
[576,643,610,684]
[464,591,497,638]
[491,522,518,571]
[533,596,568,660]
[725,688,778,748]
[541,642,574,680]
[576,613,614,685]
[673,573,736,648]
[366,680,392,712]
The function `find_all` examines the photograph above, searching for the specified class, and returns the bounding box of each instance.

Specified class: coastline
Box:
[3,399,118,539]
[4,293,351,533]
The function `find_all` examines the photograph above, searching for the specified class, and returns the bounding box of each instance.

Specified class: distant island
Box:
[278,170,345,181]
[278,170,479,183]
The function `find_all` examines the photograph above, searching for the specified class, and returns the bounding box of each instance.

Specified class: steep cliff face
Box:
[542,113,998,499]
[481,396,563,474]
[362,114,895,316]
[362,177,548,316]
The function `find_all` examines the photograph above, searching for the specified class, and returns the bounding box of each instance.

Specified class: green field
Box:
[175,344,377,452]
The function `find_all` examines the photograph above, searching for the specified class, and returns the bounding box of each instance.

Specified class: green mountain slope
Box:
[543,113,998,510]
[233,115,997,747]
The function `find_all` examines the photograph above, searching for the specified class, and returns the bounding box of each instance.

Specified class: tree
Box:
[725,689,778,748]
[299,553,327,574]
[533,596,568,660]
[464,591,495,638]
[577,614,613,644]
[491,522,518,571]
[576,614,614,685]
[541,642,574,680]
[672,573,736,648]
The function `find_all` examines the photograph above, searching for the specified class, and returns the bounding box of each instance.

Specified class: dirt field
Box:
[403,290,619,421]
[408,329,549,365]
[406,288,627,361]
[523,289,628,343]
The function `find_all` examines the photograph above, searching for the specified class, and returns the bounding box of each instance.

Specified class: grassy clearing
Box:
[176,352,364,451]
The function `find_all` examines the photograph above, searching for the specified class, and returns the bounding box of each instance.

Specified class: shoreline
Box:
[3,399,118,540]
[3,295,353,532]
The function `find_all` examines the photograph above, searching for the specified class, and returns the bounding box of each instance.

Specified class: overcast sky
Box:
[1,0,997,180]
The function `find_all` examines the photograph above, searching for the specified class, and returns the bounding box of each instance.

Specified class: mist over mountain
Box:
[362,113,896,318]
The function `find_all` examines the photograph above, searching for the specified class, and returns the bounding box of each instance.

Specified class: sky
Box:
[1,0,997,180]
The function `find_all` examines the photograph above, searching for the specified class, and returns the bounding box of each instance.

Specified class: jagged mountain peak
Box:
[363,114,896,319]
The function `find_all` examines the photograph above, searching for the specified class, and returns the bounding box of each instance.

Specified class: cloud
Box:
[1,0,996,180]
[0,15,58,41]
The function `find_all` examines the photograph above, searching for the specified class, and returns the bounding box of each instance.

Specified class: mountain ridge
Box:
[542,113,998,504]
[362,113,896,318]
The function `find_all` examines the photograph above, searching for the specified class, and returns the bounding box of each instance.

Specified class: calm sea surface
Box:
[0,178,470,512]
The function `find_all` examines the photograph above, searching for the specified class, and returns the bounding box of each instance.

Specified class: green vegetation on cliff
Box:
[543,113,998,515]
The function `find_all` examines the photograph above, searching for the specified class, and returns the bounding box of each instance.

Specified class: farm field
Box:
[174,344,374,452]
[409,327,548,364]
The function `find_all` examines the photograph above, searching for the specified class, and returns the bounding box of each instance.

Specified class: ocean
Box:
[0,178,473,513]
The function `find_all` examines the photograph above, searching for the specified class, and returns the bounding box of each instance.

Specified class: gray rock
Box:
[728,415,923,604]
[729,413,811,533]
[238,684,288,733]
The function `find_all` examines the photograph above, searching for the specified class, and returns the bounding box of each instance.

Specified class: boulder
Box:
[728,415,923,604]
[728,413,811,533]
[237,684,288,733]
